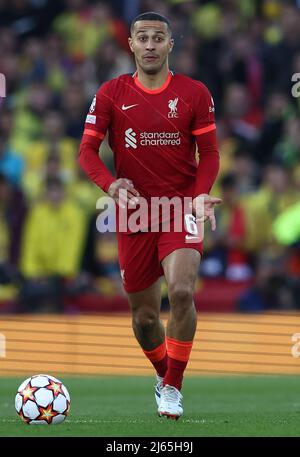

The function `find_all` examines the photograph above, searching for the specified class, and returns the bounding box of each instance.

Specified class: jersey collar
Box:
[133,70,173,94]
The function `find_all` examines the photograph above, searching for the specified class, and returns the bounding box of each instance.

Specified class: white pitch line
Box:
[0,418,216,425]
[0,419,19,423]
[65,420,145,424]
[0,418,211,424]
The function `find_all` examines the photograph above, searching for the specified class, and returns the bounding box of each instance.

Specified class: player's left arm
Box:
[191,83,222,231]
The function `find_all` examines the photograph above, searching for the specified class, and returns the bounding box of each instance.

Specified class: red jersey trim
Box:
[83,129,105,140]
[192,124,216,136]
[133,71,173,94]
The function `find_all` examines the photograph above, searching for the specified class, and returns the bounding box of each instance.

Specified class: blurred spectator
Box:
[81,213,124,297]
[273,116,300,167]
[112,0,139,24]
[22,109,78,198]
[0,0,64,37]
[232,147,260,195]
[0,173,26,303]
[224,31,264,105]
[19,177,87,311]
[264,3,300,96]
[0,28,19,94]
[0,109,24,186]
[59,82,88,139]
[257,91,294,165]
[202,173,252,281]
[94,38,134,83]
[223,83,263,148]
[11,81,54,155]
[172,49,199,80]
[43,32,73,94]
[244,160,300,256]
[237,255,296,312]
[68,167,106,214]
[53,1,128,61]
[24,152,63,202]
[0,173,27,266]
[193,1,224,108]
[273,199,300,280]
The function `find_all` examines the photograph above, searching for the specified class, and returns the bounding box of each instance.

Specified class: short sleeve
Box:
[190,82,216,136]
[82,81,113,141]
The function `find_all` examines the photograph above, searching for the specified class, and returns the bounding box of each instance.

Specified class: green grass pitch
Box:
[0,375,300,437]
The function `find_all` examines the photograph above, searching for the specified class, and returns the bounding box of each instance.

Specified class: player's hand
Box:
[108,178,140,209]
[192,193,222,231]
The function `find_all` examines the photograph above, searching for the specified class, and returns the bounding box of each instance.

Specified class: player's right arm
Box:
[78,82,139,208]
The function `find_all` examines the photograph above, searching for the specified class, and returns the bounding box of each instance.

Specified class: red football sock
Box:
[164,337,193,390]
[143,341,168,378]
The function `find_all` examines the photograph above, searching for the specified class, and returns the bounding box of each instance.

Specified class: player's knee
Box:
[168,283,193,307]
[132,309,158,332]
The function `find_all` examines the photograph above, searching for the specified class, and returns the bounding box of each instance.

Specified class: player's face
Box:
[128,21,174,75]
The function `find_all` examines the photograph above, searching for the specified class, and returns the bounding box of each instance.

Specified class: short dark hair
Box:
[130,12,171,36]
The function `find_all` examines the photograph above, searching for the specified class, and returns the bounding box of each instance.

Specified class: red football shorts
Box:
[117,228,203,293]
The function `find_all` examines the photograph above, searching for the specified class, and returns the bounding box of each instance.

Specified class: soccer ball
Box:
[15,374,70,425]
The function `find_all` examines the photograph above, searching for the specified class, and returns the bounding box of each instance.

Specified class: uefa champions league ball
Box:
[15,374,70,425]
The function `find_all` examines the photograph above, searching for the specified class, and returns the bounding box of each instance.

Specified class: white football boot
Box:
[155,375,164,407]
[157,384,183,420]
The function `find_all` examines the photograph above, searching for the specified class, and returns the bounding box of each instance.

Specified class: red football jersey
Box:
[82,71,216,200]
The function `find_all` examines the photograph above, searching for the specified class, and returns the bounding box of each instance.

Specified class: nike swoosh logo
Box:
[185,235,199,240]
[122,104,138,111]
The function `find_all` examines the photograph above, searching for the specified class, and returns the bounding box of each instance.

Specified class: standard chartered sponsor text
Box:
[140,131,181,146]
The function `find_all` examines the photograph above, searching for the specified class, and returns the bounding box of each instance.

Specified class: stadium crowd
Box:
[0,0,300,312]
